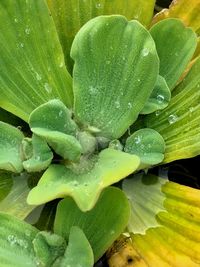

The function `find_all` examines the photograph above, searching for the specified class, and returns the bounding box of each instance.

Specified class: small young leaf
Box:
[125,128,165,167]
[53,227,94,267]
[27,148,140,211]
[54,187,130,261]
[33,231,66,266]
[150,18,197,90]
[29,100,82,161]
[140,75,171,114]
[0,0,73,121]
[23,134,53,172]
[72,15,159,139]
[0,213,39,267]
[0,122,24,173]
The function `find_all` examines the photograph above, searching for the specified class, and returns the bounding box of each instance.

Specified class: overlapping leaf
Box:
[150,18,197,91]
[0,0,73,121]
[54,187,130,261]
[0,172,37,219]
[72,15,159,139]
[47,0,156,73]
[118,174,200,267]
[0,122,24,173]
[0,213,39,267]
[27,148,140,211]
[141,57,200,163]
[29,100,82,161]
[125,128,165,168]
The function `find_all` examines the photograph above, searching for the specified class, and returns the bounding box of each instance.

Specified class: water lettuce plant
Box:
[0,0,200,266]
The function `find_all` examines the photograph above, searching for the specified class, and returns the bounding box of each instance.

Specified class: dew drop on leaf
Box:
[44,83,52,93]
[157,94,165,103]
[141,48,149,57]
[168,114,178,124]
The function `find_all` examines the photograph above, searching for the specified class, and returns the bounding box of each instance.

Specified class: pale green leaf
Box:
[23,134,53,172]
[29,100,82,161]
[27,148,140,211]
[142,57,200,163]
[53,227,94,267]
[47,0,156,73]
[140,75,171,114]
[122,174,200,266]
[0,0,73,121]
[72,15,159,139]
[0,122,24,173]
[125,128,165,167]
[54,187,130,261]
[0,213,39,267]
[150,18,197,90]
[0,172,37,220]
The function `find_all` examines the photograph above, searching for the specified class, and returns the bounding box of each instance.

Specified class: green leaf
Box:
[141,57,200,163]
[125,128,165,167]
[27,148,140,211]
[29,100,82,161]
[122,174,200,266]
[0,213,39,267]
[23,134,53,172]
[0,122,24,173]
[54,187,130,261]
[72,15,159,139]
[150,18,197,90]
[0,0,73,121]
[33,231,66,266]
[0,172,37,220]
[47,0,156,73]
[140,75,171,114]
[53,226,94,267]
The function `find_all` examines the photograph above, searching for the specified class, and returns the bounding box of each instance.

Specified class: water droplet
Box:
[157,94,165,103]
[44,83,52,93]
[59,110,63,117]
[7,235,17,245]
[189,107,194,113]
[106,60,111,65]
[35,155,40,161]
[25,27,30,34]
[25,230,31,237]
[155,110,161,116]
[197,84,200,88]
[110,46,114,50]
[137,78,141,82]
[110,230,115,235]
[96,2,102,8]
[168,114,178,124]
[142,48,149,57]
[122,56,126,61]
[89,86,98,95]
[59,61,64,68]
[114,101,120,109]
[20,42,24,48]
[14,18,18,23]
[128,102,132,109]
[134,136,141,144]
[36,72,42,81]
